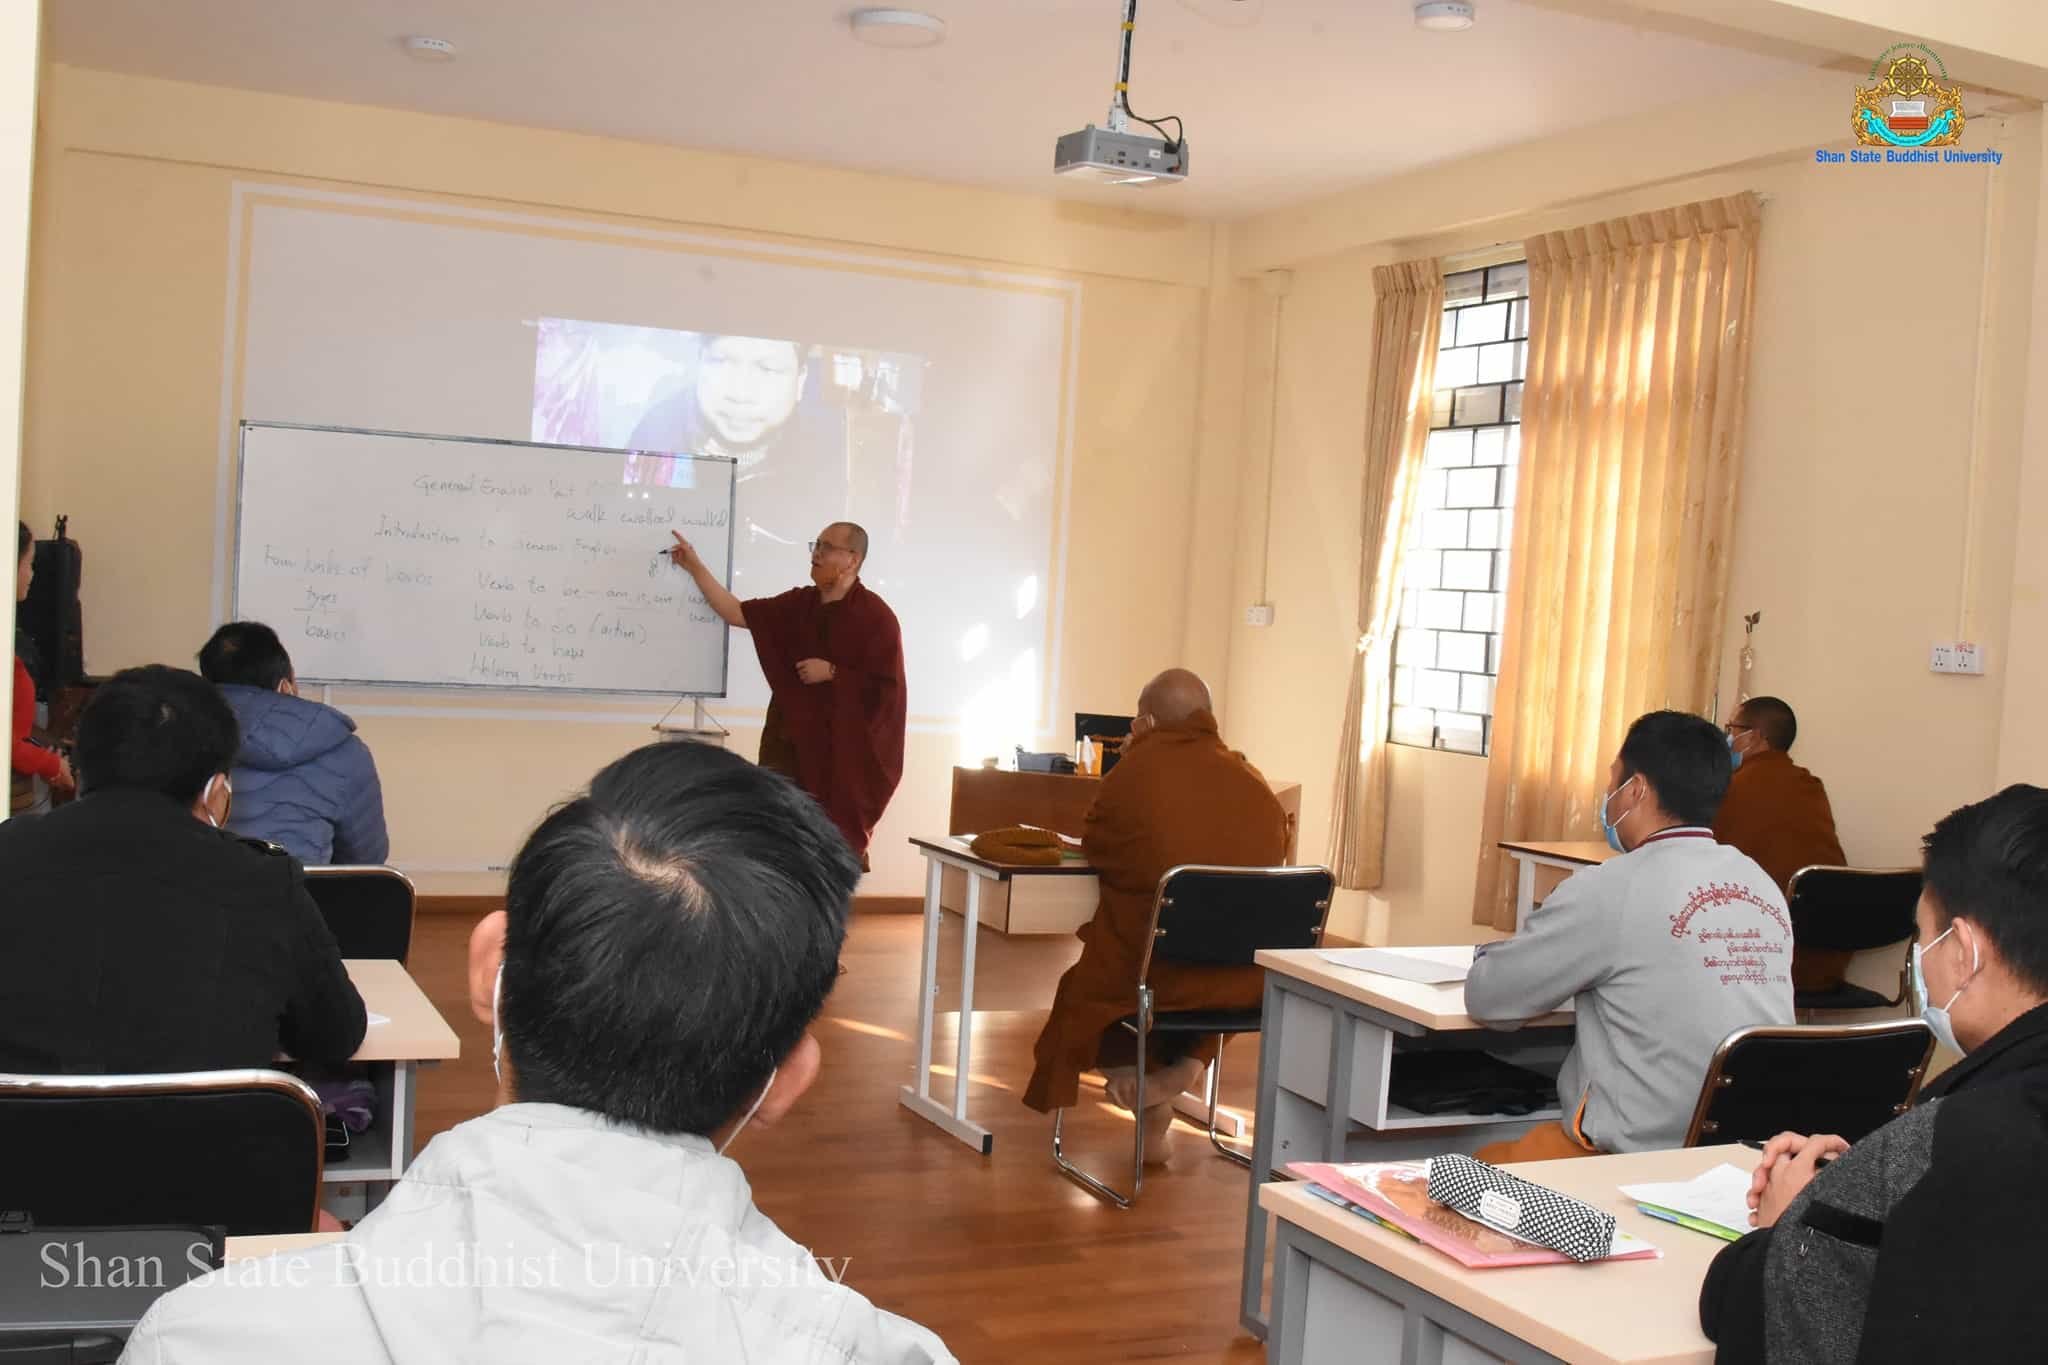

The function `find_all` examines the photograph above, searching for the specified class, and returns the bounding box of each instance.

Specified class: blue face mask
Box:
[1727,732,1744,772]
[1599,779,1641,854]
[1912,924,1976,1054]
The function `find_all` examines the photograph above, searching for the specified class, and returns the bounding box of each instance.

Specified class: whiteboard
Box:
[233,423,735,695]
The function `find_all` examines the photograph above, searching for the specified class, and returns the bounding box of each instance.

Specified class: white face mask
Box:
[202,774,231,828]
[491,961,775,1155]
[1912,924,1978,1054]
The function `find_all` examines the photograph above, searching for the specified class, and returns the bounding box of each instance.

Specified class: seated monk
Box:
[1022,668,1288,1165]
[1715,696,1850,991]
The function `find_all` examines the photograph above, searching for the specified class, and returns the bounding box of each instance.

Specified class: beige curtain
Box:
[1472,193,1763,930]
[1329,259,1443,889]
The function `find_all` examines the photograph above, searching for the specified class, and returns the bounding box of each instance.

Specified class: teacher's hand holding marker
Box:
[665,531,746,628]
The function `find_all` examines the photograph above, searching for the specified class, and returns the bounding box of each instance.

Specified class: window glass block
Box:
[1486,261,1530,302]
[1395,626,1435,666]
[1437,631,1487,673]
[1508,298,1530,341]
[1418,468,1448,510]
[1426,428,1474,468]
[1442,549,1492,591]
[1444,270,1486,305]
[1439,713,1487,754]
[1431,388,1454,427]
[1390,705,1436,747]
[1463,589,1500,631]
[1421,509,1469,551]
[1456,302,1509,347]
[1489,634,1503,674]
[1434,346,1479,390]
[1416,669,1461,710]
[1502,424,1522,469]
[1478,341,1519,385]
[1468,509,1502,550]
[1392,665,1415,706]
[1452,386,1503,427]
[1420,590,1466,630]
[1461,674,1496,716]
[1494,550,1512,593]
[1405,548,1442,588]
[1504,380,1524,422]
[1445,467,1499,509]
[1399,587,1420,629]
[1470,427,1508,466]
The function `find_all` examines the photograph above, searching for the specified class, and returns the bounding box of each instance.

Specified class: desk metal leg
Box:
[1514,854,1537,933]
[897,861,995,1154]
[1240,975,1286,1339]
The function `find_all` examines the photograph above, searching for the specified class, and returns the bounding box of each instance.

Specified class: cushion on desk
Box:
[1114,1007,1264,1036]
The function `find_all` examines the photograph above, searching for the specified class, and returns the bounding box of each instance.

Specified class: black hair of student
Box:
[501,741,858,1135]
[197,621,296,691]
[1736,695,1798,752]
[1616,710,1732,827]
[15,520,29,560]
[1922,784,2048,996]
[74,665,240,806]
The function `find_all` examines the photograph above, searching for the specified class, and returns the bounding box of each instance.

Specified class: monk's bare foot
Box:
[1140,1102,1176,1167]
[1099,1067,1138,1111]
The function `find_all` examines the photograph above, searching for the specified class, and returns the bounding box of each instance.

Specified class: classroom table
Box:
[1261,1145,1757,1365]
[224,1231,345,1261]
[1498,840,1616,930]
[318,960,462,1220]
[899,835,1100,1154]
[1240,947,1575,1339]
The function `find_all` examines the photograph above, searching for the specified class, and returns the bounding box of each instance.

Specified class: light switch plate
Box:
[1245,603,1276,627]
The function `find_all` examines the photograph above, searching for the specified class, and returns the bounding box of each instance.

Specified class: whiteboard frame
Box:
[231,420,738,699]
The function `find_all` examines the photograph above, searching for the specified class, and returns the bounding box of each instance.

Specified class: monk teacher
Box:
[1023,668,1288,1164]
[669,522,905,866]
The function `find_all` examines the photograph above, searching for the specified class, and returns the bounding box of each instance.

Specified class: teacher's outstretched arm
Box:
[669,531,746,628]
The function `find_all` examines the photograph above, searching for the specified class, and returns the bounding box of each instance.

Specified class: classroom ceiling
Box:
[45,0,1818,218]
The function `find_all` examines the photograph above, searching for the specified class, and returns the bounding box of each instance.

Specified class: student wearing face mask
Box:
[0,665,366,1074]
[124,740,953,1365]
[1699,784,2048,1365]
[1464,710,1795,1163]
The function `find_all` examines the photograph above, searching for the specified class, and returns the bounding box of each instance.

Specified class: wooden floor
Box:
[410,909,1270,1364]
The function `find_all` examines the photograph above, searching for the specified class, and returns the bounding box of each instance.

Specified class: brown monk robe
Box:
[1023,669,1288,1163]
[668,522,905,865]
[1715,696,1848,991]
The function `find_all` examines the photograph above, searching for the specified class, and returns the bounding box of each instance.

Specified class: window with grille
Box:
[1388,260,1528,757]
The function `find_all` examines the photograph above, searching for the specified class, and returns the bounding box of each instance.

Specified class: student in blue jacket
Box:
[198,621,389,865]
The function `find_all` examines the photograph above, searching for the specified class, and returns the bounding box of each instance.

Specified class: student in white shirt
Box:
[122,741,953,1365]
[1465,710,1795,1162]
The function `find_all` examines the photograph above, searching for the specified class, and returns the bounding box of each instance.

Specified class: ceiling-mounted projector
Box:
[1053,0,1187,187]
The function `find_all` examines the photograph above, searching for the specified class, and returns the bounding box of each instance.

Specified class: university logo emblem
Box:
[1854,45,1965,149]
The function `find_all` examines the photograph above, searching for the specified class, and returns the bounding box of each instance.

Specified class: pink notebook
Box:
[1287,1160,1661,1269]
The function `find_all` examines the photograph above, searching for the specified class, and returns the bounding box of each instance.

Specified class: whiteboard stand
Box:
[654,698,729,748]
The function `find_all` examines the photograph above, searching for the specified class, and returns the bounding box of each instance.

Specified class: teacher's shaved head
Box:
[829,522,868,561]
[1138,668,1212,725]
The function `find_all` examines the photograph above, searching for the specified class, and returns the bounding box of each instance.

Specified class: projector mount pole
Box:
[1106,0,1137,135]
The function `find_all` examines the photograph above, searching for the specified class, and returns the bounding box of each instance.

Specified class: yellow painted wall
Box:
[1224,113,2048,945]
[18,66,1215,893]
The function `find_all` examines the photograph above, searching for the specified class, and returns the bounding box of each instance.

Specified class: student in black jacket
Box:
[0,665,367,1073]
[1699,783,2048,1365]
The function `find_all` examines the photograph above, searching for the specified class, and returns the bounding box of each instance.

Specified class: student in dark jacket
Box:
[198,621,388,866]
[1699,783,2048,1365]
[0,665,367,1073]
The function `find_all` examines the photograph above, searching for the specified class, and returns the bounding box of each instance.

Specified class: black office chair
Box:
[1681,1020,1936,1147]
[0,1070,327,1237]
[304,865,418,964]
[1788,866,1921,1013]
[1052,864,1335,1208]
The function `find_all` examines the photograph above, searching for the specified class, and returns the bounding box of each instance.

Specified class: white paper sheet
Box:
[1619,1162,1756,1237]
[1315,946,1474,985]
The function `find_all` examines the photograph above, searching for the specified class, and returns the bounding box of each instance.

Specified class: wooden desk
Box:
[1239,947,1575,1338]
[1261,1146,1757,1365]
[900,836,1098,1154]
[948,766,1303,861]
[1498,840,1616,931]
[321,961,461,1219]
[225,1231,345,1261]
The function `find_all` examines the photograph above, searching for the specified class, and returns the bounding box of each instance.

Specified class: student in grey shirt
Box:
[1466,710,1795,1163]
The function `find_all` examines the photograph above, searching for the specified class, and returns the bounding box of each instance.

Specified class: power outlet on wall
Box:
[1245,603,1276,627]
[1929,641,1987,675]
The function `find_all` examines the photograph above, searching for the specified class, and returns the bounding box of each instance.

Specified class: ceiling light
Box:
[1414,1,1476,31]
[849,9,947,49]
[402,36,457,62]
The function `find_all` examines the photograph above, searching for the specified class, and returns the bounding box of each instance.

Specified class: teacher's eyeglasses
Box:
[808,540,854,557]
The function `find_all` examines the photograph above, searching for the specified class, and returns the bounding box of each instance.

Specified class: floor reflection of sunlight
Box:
[927,1064,1014,1093]
[826,1017,909,1043]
